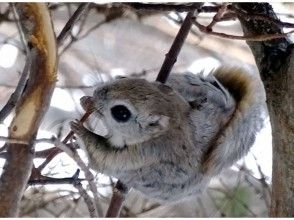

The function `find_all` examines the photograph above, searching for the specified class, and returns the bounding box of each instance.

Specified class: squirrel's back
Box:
[167,67,267,175]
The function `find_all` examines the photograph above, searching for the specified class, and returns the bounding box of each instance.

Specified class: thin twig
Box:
[53,138,103,217]
[0,152,7,158]
[194,4,294,42]
[198,4,294,28]
[37,110,93,171]
[0,145,6,153]
[59,8,123,55]
[251,154,271,208]
[35,143,78,158]
[206,3,229,31]
[0,135,54,145]
[235,163,271,210]
[156,9,198,83]
[123,3,203,12]
[105,180,129,217]
[11,3,27,53]
[0,83,95,89]
[228,5,294,28]
[34,147,60,158]
[59,20,105,56]
[165,13,202,42]
[0,5,30,123]
[78,21,105,39]
[198,5,221,13]
[0,48,31,123]
[57,3,90,46]
[193,19,294,41]
[28,169,86,185]
[74,181,98,217]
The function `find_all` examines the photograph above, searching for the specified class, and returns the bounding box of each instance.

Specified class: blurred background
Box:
[0,2,293,217]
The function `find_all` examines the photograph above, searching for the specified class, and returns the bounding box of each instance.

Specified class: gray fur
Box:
[70,67,266,202]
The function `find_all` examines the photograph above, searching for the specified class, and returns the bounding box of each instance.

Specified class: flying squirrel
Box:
[70,67,267,202]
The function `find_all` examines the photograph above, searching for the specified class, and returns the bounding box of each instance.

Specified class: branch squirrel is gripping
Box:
[70,66,267,202]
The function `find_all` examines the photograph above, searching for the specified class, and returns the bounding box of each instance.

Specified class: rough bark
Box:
[235,3,294,217]
[0,3,57,217]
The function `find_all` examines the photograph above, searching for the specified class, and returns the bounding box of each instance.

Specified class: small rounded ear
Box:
[155,83,174,95]
[146,114,170,131]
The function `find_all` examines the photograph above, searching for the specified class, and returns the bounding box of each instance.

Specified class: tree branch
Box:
[206,3,229,31]
[193,3,294,42]
[123,2,203,12]
[105,180,129,217]
[53,138,103,217]
[156,8,199,83]
[0,54,30,123]
[74,181,98,217]
[193,19,294,41]
[0,3,57,217]
[234,2,294,217]
[57,3,90,46]
[58,5,124,56]
[0,4,31,124]
[36,110,93,171]
[28,169,86,185]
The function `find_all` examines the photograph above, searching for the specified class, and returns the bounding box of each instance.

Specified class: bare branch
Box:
[34,143,78,158]
[74,181,98,217]
[193,19,294,41]
[233,4,293,215]
[59,6,124,55]
[10,3,27,52]
[53,138,103,217]
[228,5,294,28]
[0,4,31,123]
[198,5,221,13]
[0,145,6,153]
[0,53,30,123]
[198,4,294,29]
[193,3,294,42]
[28,169,86,185]
[0,3,57,217]
[206,3,229,31]
[123,3,203,12]
[105,180,129,217]
[57,3,90,46]
[156,9,199,83]
[165,13,203,41]
[37,110,93,171]
[58,20,105,55]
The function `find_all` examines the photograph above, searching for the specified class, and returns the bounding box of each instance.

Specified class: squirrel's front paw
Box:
[70,120,88,137]
[80,96,95,112]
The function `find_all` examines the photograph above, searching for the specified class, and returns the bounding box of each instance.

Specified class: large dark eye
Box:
[111,105,131,122]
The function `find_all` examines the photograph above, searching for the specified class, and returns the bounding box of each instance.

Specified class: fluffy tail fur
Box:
[203,67,267,175]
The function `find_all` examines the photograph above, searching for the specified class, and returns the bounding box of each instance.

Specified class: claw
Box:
[70,121,87,136]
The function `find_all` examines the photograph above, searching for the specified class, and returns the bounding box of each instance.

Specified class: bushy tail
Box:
[203,67,267,175]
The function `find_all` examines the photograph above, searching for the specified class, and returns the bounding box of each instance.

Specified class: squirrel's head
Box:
[92,78,189,148]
